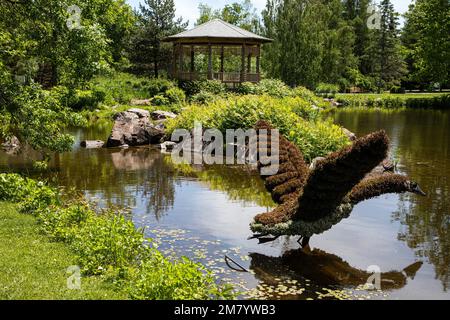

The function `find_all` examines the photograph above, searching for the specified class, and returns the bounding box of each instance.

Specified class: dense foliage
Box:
[336,93,450,109]
[0,173,235,300]
[165,95,349,161]
[261,0,449,91]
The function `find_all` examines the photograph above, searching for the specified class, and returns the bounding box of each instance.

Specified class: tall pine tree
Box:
[131,0,187,77]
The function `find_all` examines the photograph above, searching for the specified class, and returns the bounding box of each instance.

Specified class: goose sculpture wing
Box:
[250,121,426,241]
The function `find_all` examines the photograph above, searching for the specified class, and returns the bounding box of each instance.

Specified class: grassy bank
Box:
[0,202,125,300]
[336,93,450,109]
[0,174,234,300]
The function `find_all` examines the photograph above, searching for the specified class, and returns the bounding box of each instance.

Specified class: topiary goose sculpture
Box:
[250,121,426,245]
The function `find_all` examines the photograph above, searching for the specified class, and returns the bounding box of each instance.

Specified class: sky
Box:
[127,0,413,27]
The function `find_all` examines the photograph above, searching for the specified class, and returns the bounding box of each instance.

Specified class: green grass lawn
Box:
[0,202,127,300]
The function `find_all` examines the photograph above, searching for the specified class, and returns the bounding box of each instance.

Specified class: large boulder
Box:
[106,109,164,148]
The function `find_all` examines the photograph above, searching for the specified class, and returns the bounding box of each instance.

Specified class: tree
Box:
[196,0,261,32]
[261,0,281,78]
[131,0,187,77]
[262,0,357,89]
[0,0,134,88]
[0,0,138,157]
[403,0,450,88]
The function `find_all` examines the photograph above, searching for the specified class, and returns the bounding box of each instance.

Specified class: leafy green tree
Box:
[403,0,450,88]
[131,0,187,77]
[262,0,357,89]
[196,0,260,32]
[261,0,281,78]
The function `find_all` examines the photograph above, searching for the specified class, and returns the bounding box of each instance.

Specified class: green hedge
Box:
[336,93,450,109]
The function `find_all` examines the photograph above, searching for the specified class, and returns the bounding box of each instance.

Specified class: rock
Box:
[151,110,177,121]
[160,141,176,151]
[80,140,105,149]
[342,127,357,141]
[130,99,151,106]
[106,109,165,148]
[1,136,21,154]
[127,108,150,118]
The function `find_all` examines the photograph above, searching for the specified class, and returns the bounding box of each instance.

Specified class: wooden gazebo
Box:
[163,19,272,84]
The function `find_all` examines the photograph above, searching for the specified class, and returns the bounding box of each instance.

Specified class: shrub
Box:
[0,174,35,202]
[165,87,186,105]
[166,95,349,161]
[336,93,450,109]
[235,82,258,95]
[71,213,148,275]
[191,91,219,104]
[315,83,340,98]
[151,95,170,106]
[257,79,292,98]
[145,78,176,96]
[127,252,235,300]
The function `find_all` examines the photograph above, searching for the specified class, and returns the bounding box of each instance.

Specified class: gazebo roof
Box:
[163,19,273,43]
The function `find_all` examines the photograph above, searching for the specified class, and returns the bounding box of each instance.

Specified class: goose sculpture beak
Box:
[413,184,427,196]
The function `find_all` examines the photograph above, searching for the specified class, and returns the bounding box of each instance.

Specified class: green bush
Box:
[257,79,292,98]
[235,82,258,95]
[145,78,176,97]
[151,95,170,106]
[315,83,340,98]
[166,95,348,161]
[190,91,219,104]
[179,80,227,97]
[336,93,450,109]
[0,174,36,202]
[127,252,234,300]
[165,87,186,105]
[72,213,148,275]
[70,89,107,110]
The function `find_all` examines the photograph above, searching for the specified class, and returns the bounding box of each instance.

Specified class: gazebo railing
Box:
[176,72,260,83]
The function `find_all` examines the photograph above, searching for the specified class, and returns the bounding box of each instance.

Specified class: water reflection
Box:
[333,109,450,292]
[250,249,422,291]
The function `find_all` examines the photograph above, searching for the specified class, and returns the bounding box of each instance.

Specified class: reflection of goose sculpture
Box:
[250,121,426,245]
[249,249,423,291]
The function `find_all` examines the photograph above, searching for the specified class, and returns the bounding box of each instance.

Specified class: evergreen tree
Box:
[131,0,187,77]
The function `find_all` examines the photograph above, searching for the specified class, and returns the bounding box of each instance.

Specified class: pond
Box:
[1,108,449,300]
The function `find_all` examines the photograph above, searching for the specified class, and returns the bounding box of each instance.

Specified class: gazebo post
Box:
[256,44,261,82]
[172,45,177,79]
[241,44,246,82]
[208,44,213,80]
[247,49,252,74]
[220,45,224,81]
[190,45,195,81]
[178,43,183,80]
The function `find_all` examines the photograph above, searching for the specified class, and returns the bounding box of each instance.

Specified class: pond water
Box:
[1,108,449,300]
